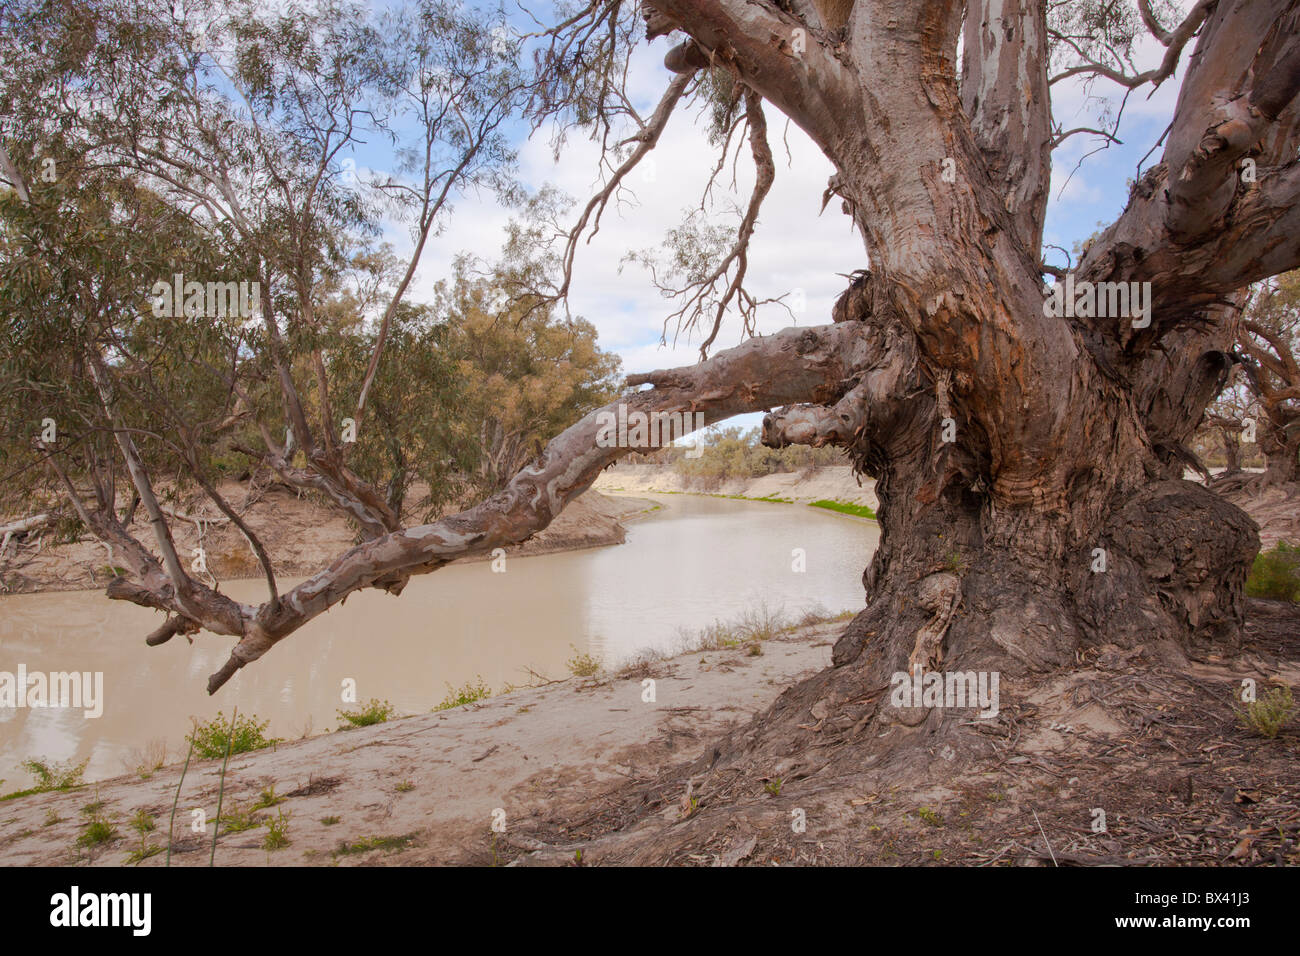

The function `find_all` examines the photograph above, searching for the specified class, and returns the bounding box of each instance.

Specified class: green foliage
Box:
[337,698,396,728]
[2,757,88,799]
[1236,685,1295,739]
[435,677,492,710]
[76,816,118,848]
[917,807,944,827]
[125,810,161,864]
[332,833,417,856]
[0,0,612,540]
[1246,542,1300,601]
[252,785,283,810]
[219,802,264,834]
[187,712,280,759]
[263,809,291,850]
[566,645,602,677]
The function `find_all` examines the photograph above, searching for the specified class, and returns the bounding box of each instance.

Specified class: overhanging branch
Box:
[198,321,873,692]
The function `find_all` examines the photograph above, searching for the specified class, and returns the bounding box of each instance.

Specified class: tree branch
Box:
[199,321,873,692]
[643,0,851,149]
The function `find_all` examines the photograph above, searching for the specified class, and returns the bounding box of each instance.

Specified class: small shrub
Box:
[395,781,415,793]
[321,815,340,826]
[125,810,160,864]
[1236,684,1295,738]
[263,809,291,850]
[125,738,167,779]
[19,757,87,793]
[763,778,782,796]
[917,807,943,827]
[186,712,280,759]
[219,802,264,833]
[77,817,118,847]
[252,785,283,810]
[1246,542,1300,601]
[694,621,741,650]
[435,677,492,711]
[796,607,855,628]
[337,698,396,729]
[125,843,163,865]
[737,605,786,642]
[566,645,602,677]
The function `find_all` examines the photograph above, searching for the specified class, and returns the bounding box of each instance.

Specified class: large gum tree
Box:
[3,0,1300,857]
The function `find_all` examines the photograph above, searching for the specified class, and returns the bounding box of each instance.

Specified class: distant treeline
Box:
[622,426,847,488]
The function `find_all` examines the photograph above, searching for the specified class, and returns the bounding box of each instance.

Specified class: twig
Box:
[210,706,238,866]
[166,738,194,867]
[1032,808,1058,867]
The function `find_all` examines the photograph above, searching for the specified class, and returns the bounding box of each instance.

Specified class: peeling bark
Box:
[29,3,1292,845]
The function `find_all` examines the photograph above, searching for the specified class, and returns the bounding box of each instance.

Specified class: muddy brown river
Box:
[0,493,877,785]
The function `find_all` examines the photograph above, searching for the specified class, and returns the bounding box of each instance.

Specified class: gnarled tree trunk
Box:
[15,0,1300,863]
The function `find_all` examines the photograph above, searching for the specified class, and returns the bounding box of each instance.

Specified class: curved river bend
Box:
[0,493,878,784]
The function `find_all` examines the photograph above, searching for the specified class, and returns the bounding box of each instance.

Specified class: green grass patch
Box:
[435,677,492,711]
[251,784,283,810]
[76,817,118,847]
[218,802,265,833]
[808,499,876,519]
[332,833,418,857]
[337,698,396,729]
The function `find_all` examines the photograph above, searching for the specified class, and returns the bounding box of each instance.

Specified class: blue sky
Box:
[341,5,1191,433]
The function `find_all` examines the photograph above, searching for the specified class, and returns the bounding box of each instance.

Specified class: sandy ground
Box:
[4,603,1296,867]
[593,464,879,509]
[0,620,845,866]
[0,484,652,595]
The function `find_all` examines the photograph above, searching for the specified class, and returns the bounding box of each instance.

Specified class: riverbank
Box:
[0,612,850,866]
[3,599,1297,867]
[0,485,654,595]
[593,463,879,510]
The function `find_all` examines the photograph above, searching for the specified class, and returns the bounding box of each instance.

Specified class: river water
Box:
[0,493,877,785]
